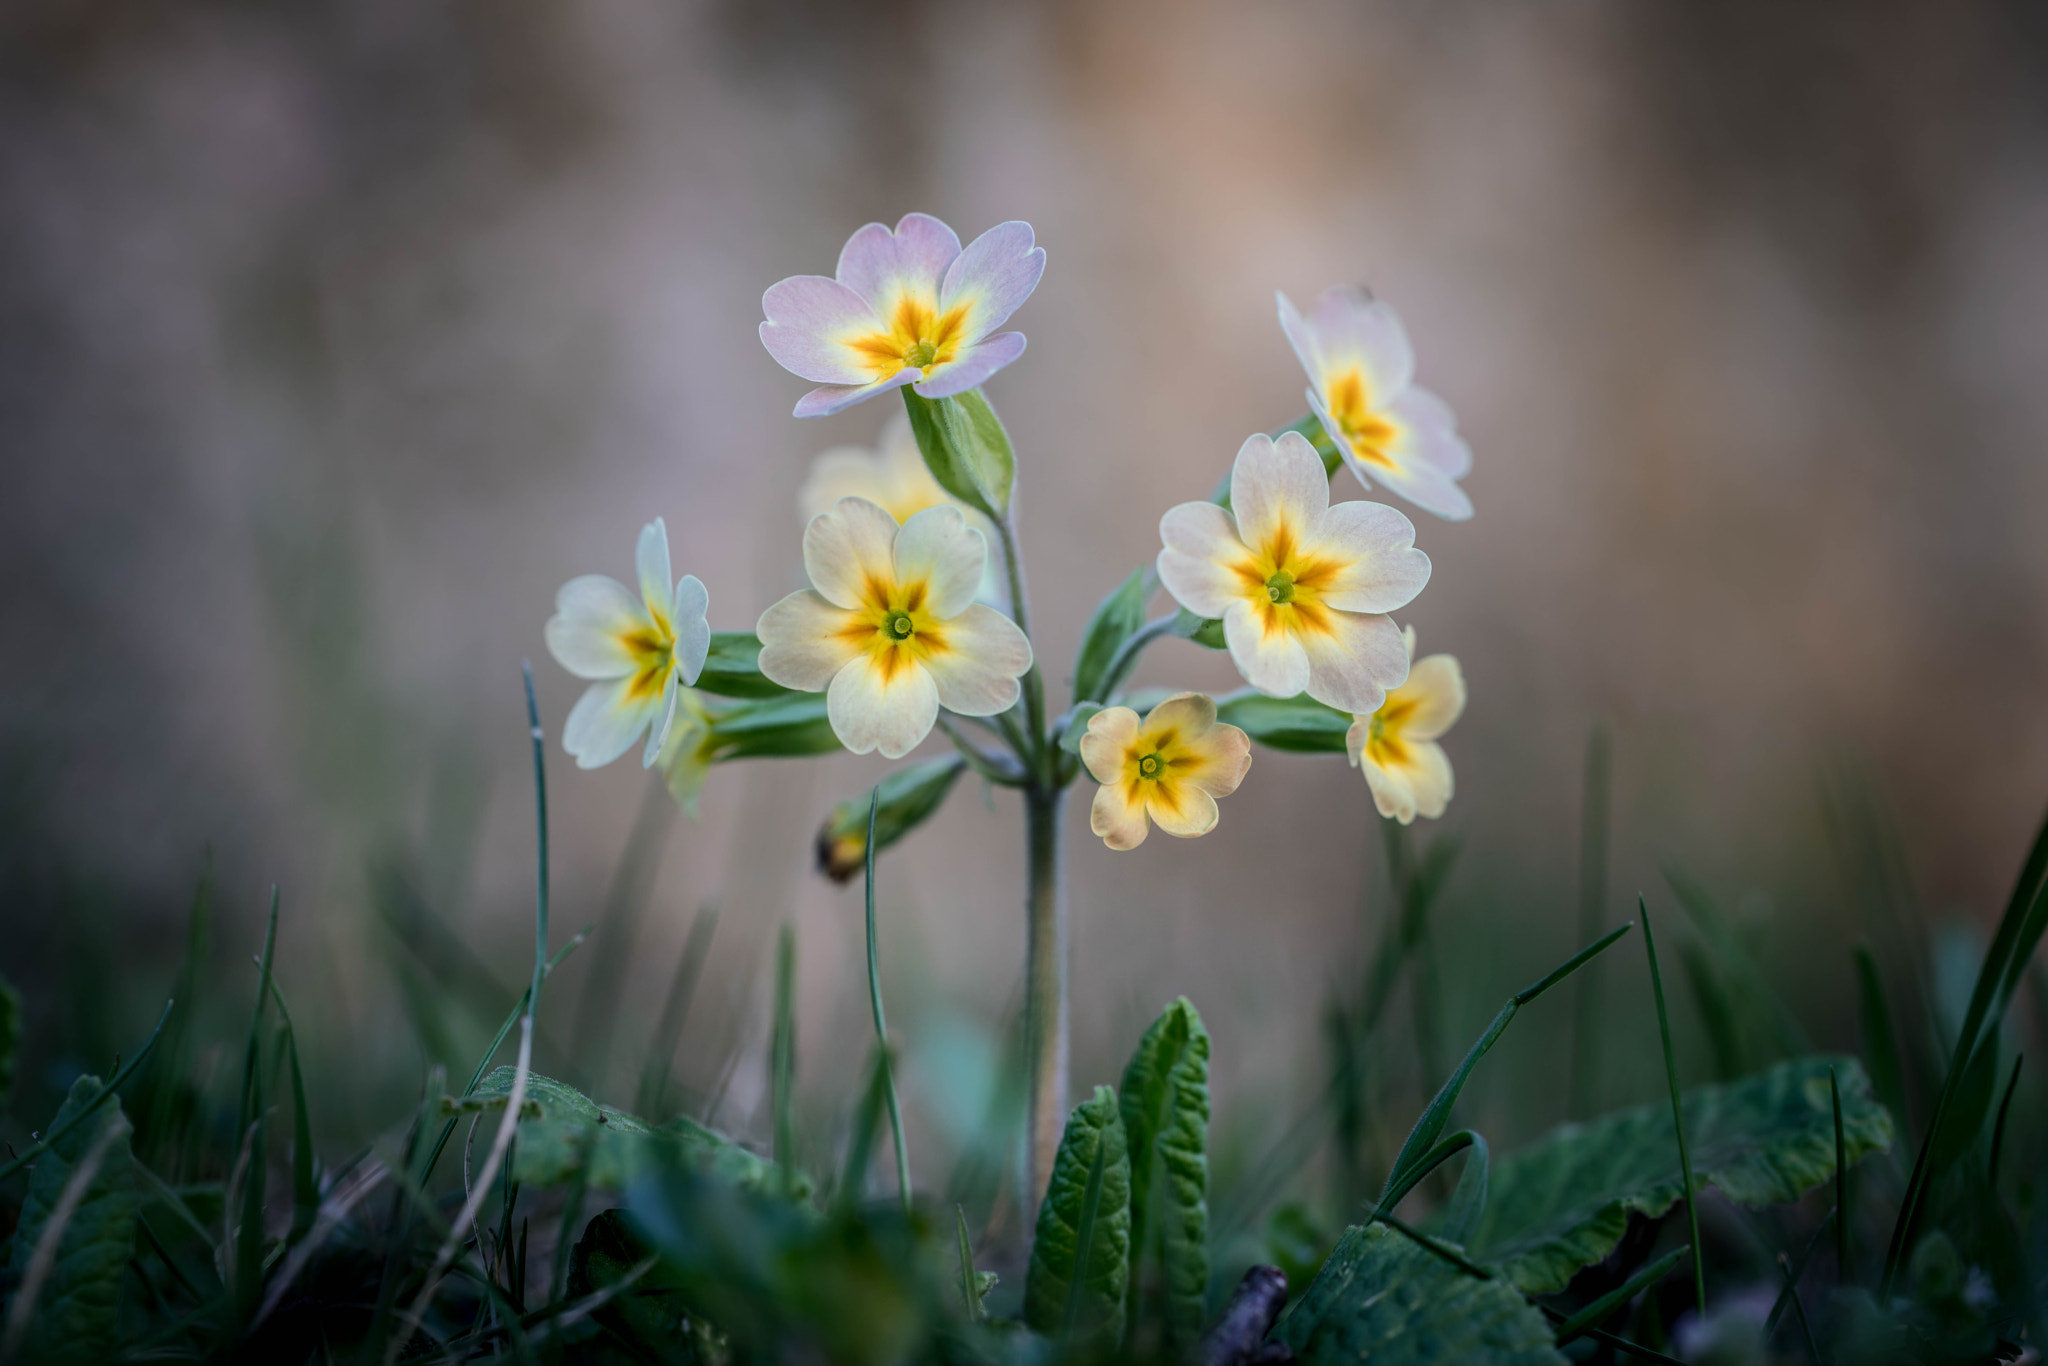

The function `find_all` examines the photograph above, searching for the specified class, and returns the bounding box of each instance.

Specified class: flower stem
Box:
[995,510,1049,782]
[1022,782,1069,1214]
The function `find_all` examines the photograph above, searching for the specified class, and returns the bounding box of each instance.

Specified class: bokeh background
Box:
[5,0,2048,1226]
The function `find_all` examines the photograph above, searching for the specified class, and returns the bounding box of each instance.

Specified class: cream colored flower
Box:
[1080,693,1252,851]
[653,688,720,815]
[1157,431,1431,716]
[544,517,711,770]
[1279,287,1473,521]
[1346,627,1465,824]
[798,413,1003,605]
[755,497,1032,759]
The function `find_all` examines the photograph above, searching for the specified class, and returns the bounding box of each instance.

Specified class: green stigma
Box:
[1266,571,1296,605]
[1138,753,1163,780]
[887,612,915,639]
[906,339,938,369]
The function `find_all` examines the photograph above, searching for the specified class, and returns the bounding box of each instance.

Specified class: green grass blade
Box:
[863,790,911,1213]
[1373,1128,1477,1222]
[956,1205,985,1321]
[1555,1246,1689,1344]
[1640,898,1705,1319]
[1988,1052,2022,1188]
[568,777,675,1087]
[1832,1065,1849,1283]
[1776,1251,1821,1363]
[1664,862,1808,1059]
[771,923,798,1194]
[1853,943,1908,1124]
[838,1045,892,1208]
[635,904,720,1121]
[255,974,316,1245]
[236,891,279,1144]
[0,999,174,1187]
[1676,941,1746,1081]
[521,661,551,1015]
[1570,724,1611,1117]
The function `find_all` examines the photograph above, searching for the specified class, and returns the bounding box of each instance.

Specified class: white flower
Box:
[1079,693,1252,852]
[798,413,1004,606]
[1156,431,1431,715]
[755,497,1032,759]
[653,688,719,815]
[1279,287,1474,521]
[1346,627,1466,824]
[544,517,711,770]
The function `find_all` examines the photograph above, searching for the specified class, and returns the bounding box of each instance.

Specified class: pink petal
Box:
[792,371,920,418]
[836,212,961,312]
[760,275,884,384]
[940,221,1045,346]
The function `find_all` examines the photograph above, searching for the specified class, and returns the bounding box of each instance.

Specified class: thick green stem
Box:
[1023,783,1069,1215]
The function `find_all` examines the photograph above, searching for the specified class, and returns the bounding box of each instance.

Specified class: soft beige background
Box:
[5,0,2046,1164]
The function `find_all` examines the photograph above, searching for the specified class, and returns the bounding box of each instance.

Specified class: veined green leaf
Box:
[1273,1222,1564,1366]
[814,757,967,883]
[902,388,1015,518]
[1073,567,1154,704]
[1471,1056,1893,1292]
[1217,692,1352,754]
[1117,997,1211,1353]
[468,1067,797,1196]
[1025,1085,1131,1351]
[695,631,796,699]
[712,693,841,760]
[5,1076,139,1366]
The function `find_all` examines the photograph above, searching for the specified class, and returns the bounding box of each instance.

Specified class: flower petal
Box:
[1222,600,1310,698]
[1309,286,1415,397]
[1360,752,1419,824]
[563,677,658,770]
[1146,780,1220,839]
[1276,291,1321,383]
[921,603,1032,715]
[1403,739,1455,819]
[1299,609,1408,714]
[827,651,939,759]
[792,371,920,419]
[637,519,673,622]
[1156,502,1245,618]
[756,590,865,690]
[1091,778,1151,851]
[1079,706,1141,785]
[1346,443,1474,522]
[671,573,711,684]
[760,275,885,384]
[1389,387,1472,478]
[804,496,902,610]
[642,668,681,768]
[913,331,1027,399]
[940,221,1045,346]
[893,504,986,619]
[1142,693,1252,798]
[1397,654,1466,741]
[1306,501,1432,613]
[544,575,645,679]
[1230,430,1330,556]
[836,212,961,313]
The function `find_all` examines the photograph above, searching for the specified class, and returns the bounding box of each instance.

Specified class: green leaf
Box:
[902,388,1015,518]
[1171,608,1228,650]
[1217,692,1353,754]
[1471,1056,1894,1293]
[5,1076,139,1366]
[1273,1222,1565,1366]
[1059,704,1105,754]
[1025,1085,1132,1351]
[1073,567,1154,704]
[566,1207,708,1360]
[466,1067,798,1197]
[1437,1131,1491,1247]
[1117,998,1211,1353]
[0,975,18,1112]
[712,693,841,760]
[695,631,796,699]
[814,758,968,883]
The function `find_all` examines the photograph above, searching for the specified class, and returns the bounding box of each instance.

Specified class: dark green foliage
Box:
[1072,567,1154,704]
[566,1208,718,1364]
[710,692,842,759]
[0,976,17,1112]
[1272,1222,1565,1365]
[1025,1085,1132,1351]
[902,388,1016,518]
[695,631,797,698]
[4,1076,138,1366]
[1216,692,1351,753]
[1471,1056,1894,1292]
[815,757,968,882]
[1117,997,1211,1353]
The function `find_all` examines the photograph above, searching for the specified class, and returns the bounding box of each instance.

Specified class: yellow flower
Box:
[1346,628,1465,824]
[652,688,720,816]
[755,497,1032,759]
[1080,693,1252,851]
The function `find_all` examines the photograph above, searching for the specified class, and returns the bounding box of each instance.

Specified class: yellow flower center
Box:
[849,297,970,381]
[619,622,678,703]
[1364,693,1419,769]
[887,611,915,639]
[834,571,952,683]
[1265,571,1296,605]
[1231,524,1344,644]
[1325,367,1400,469]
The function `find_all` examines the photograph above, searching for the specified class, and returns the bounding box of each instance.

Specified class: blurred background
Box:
[4,0,2047,1235]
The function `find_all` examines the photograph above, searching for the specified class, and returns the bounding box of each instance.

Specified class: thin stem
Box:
[1023,784,1069,1214]
[865,793,912,1213]
[935,714,1027,786]
[1089,609,1176,704]
[995,511,1048,780]
[1642,898,1707,1320]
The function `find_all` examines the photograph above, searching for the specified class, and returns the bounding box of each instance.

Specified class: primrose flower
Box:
[755,497,1032,759]
[760,212,1045,417]
[653,688,720,815]
[545,518,712,770]
[1346,628,1466,824]
[1080,693,1252,851]
[1279,287,1474,522]
[1157,431,1430,715]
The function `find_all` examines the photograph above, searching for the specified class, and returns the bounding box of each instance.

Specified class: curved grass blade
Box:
[1853,943,1907,1125]
[864,790,911,1213]
[1641,899,1705,1319]
[956,1205,986,1321]
[771,923,798,1194]
[0,999,174,1186]
[1988,1053,2022,1188]
[1555,1246,1689,1344]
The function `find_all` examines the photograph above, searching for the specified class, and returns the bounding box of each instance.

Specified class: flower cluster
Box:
[543,210,1471,851]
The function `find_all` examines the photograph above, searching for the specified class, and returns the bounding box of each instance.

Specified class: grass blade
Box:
[771,922,798,1193]
[1570,724,1611,1117]
[839,1045,892,1208]
[1832,1065,1849,1284]
[956,1204,985,1321]
[1988,1053,2022,1188]
[636,904,720,1120]
[568,776,676,1087]
[0,999,174,1186]
[1776,1251,1821,1363]
[864,790,912,1213]
[1555,1246,1689,1344]
[233,891,279,1321]
[1641,897,1706,1319]
[257,974,317,1245]
[1853,943,1908,1125]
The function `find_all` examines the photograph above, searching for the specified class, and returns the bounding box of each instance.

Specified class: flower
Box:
[1346,627,1465,824]
[1080,693,1252,851]
[544,517,711,770]
[760,212,1045,417]
[799,412,1003,605]
[653,688,720,815]
[755,497,1032,758]
[1156,430,1431,715]
[1278,287,1474,521]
